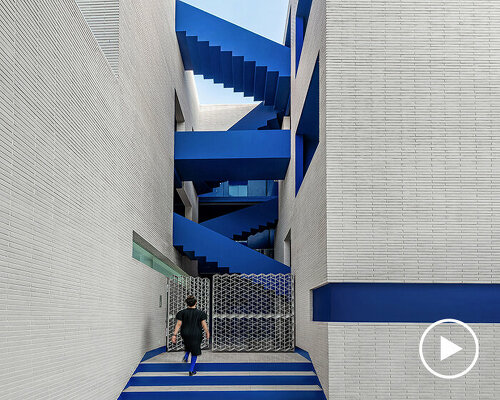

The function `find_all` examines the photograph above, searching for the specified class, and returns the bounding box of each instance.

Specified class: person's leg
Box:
[189,355,197,373]
[182,351,189,362]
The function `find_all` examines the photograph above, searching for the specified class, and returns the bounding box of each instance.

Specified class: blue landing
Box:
[174,130,290,182]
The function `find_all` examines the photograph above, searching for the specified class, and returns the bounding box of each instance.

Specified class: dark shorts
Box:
[181,333,203,356]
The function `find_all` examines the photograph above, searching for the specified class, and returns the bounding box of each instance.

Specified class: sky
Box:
[182,0,289,104]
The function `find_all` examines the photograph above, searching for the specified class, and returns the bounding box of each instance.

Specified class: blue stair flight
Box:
[176,0,291,112]
[119,351,326,399]
[201,197,278,241]
[173,213,287,275]
[173,1,291,276]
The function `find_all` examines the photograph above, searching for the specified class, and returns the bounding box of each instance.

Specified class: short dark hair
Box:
[186,295,197,307]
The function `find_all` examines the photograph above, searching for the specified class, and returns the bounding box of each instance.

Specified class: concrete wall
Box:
[0,0,198,399]
[274,0,329,393]
[324,0,500,398]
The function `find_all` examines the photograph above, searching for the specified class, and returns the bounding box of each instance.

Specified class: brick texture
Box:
[0,0,197,399]
[323,1,500,398]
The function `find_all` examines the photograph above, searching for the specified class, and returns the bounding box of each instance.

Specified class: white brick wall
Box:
[0,0,197,399]
[328,324,500,399]
[325,0,500,283]
[274,0,329,393]
[278,0,500,398]
[75,0,120,75]
[323,0,500,398]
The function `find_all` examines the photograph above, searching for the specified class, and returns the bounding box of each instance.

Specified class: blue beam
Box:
[313,282,500,323]
[199,196,276,204]
[175,130,290,182]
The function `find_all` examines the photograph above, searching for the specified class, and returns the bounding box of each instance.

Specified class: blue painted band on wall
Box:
[313,282,500,323]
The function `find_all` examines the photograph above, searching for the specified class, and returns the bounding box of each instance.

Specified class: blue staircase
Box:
[173,213,287,275]
[176,0,291,112]
[201,198,278,241]
[119,351,326,399]
[173,1,291,275]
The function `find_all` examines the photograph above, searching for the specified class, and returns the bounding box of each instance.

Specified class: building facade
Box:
[1,0,499,399]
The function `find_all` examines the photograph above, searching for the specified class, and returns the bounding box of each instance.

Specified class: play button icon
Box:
[440,336,462,361]
[419,319,479,379]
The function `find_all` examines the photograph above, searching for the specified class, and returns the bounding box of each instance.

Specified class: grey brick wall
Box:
[0,0,197,399]
[75,0,120,75]
[328,323,500,399]
[325,0,500,283]
[275,0,329,393]
[323,0,500,398]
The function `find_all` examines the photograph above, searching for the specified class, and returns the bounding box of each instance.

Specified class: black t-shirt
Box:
[175,308,207,337]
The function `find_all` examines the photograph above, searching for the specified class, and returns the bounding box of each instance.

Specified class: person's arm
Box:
[171,320,182,343]
[201,320,210,341]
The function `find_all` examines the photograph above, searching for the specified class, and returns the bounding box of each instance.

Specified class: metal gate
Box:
[212,273,295,352]
[166,275,210,351]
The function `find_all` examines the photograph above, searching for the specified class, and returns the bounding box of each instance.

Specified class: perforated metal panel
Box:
[166,276,210,351]
[212,274,295,352]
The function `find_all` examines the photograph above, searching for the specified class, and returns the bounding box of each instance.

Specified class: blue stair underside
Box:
[176,1,290,112]
[119,353,326,400]
[201,198,278,241]
[229,103,283,131]
[174,213,288,275]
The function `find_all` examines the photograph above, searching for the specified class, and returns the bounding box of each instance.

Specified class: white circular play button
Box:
[419,319,479,379]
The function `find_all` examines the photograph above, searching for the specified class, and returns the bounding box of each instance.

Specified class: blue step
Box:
[201,197,278,240]
[210,46,222,83]
[173,213,289,274]
[254,66,267,101]
[136,362,313,372]
[186,35,202,74]
[176,31,193,70]
[264,71,279,106]
[128,375,319,386]
[119,391,325,400]
[233,56,244,93]
[244,61,256,97]
[221,50,233,87]
[198,40,210,77]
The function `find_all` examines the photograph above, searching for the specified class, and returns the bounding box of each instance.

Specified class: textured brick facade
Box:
[276,0,500,398]
[0,0,198,398]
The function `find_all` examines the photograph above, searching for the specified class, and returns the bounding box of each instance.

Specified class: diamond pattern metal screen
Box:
[212,273,295,352]
[166,276,210,351]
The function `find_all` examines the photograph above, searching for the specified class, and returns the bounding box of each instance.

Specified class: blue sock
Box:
[183,352,189,361]
[190,356,197,372]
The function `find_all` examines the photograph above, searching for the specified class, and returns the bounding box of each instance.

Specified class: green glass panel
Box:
[132,241,186,278]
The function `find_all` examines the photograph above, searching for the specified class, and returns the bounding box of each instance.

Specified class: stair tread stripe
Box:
[124,385,322,392]
[134,371,316,377]
[128,376,318,386]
